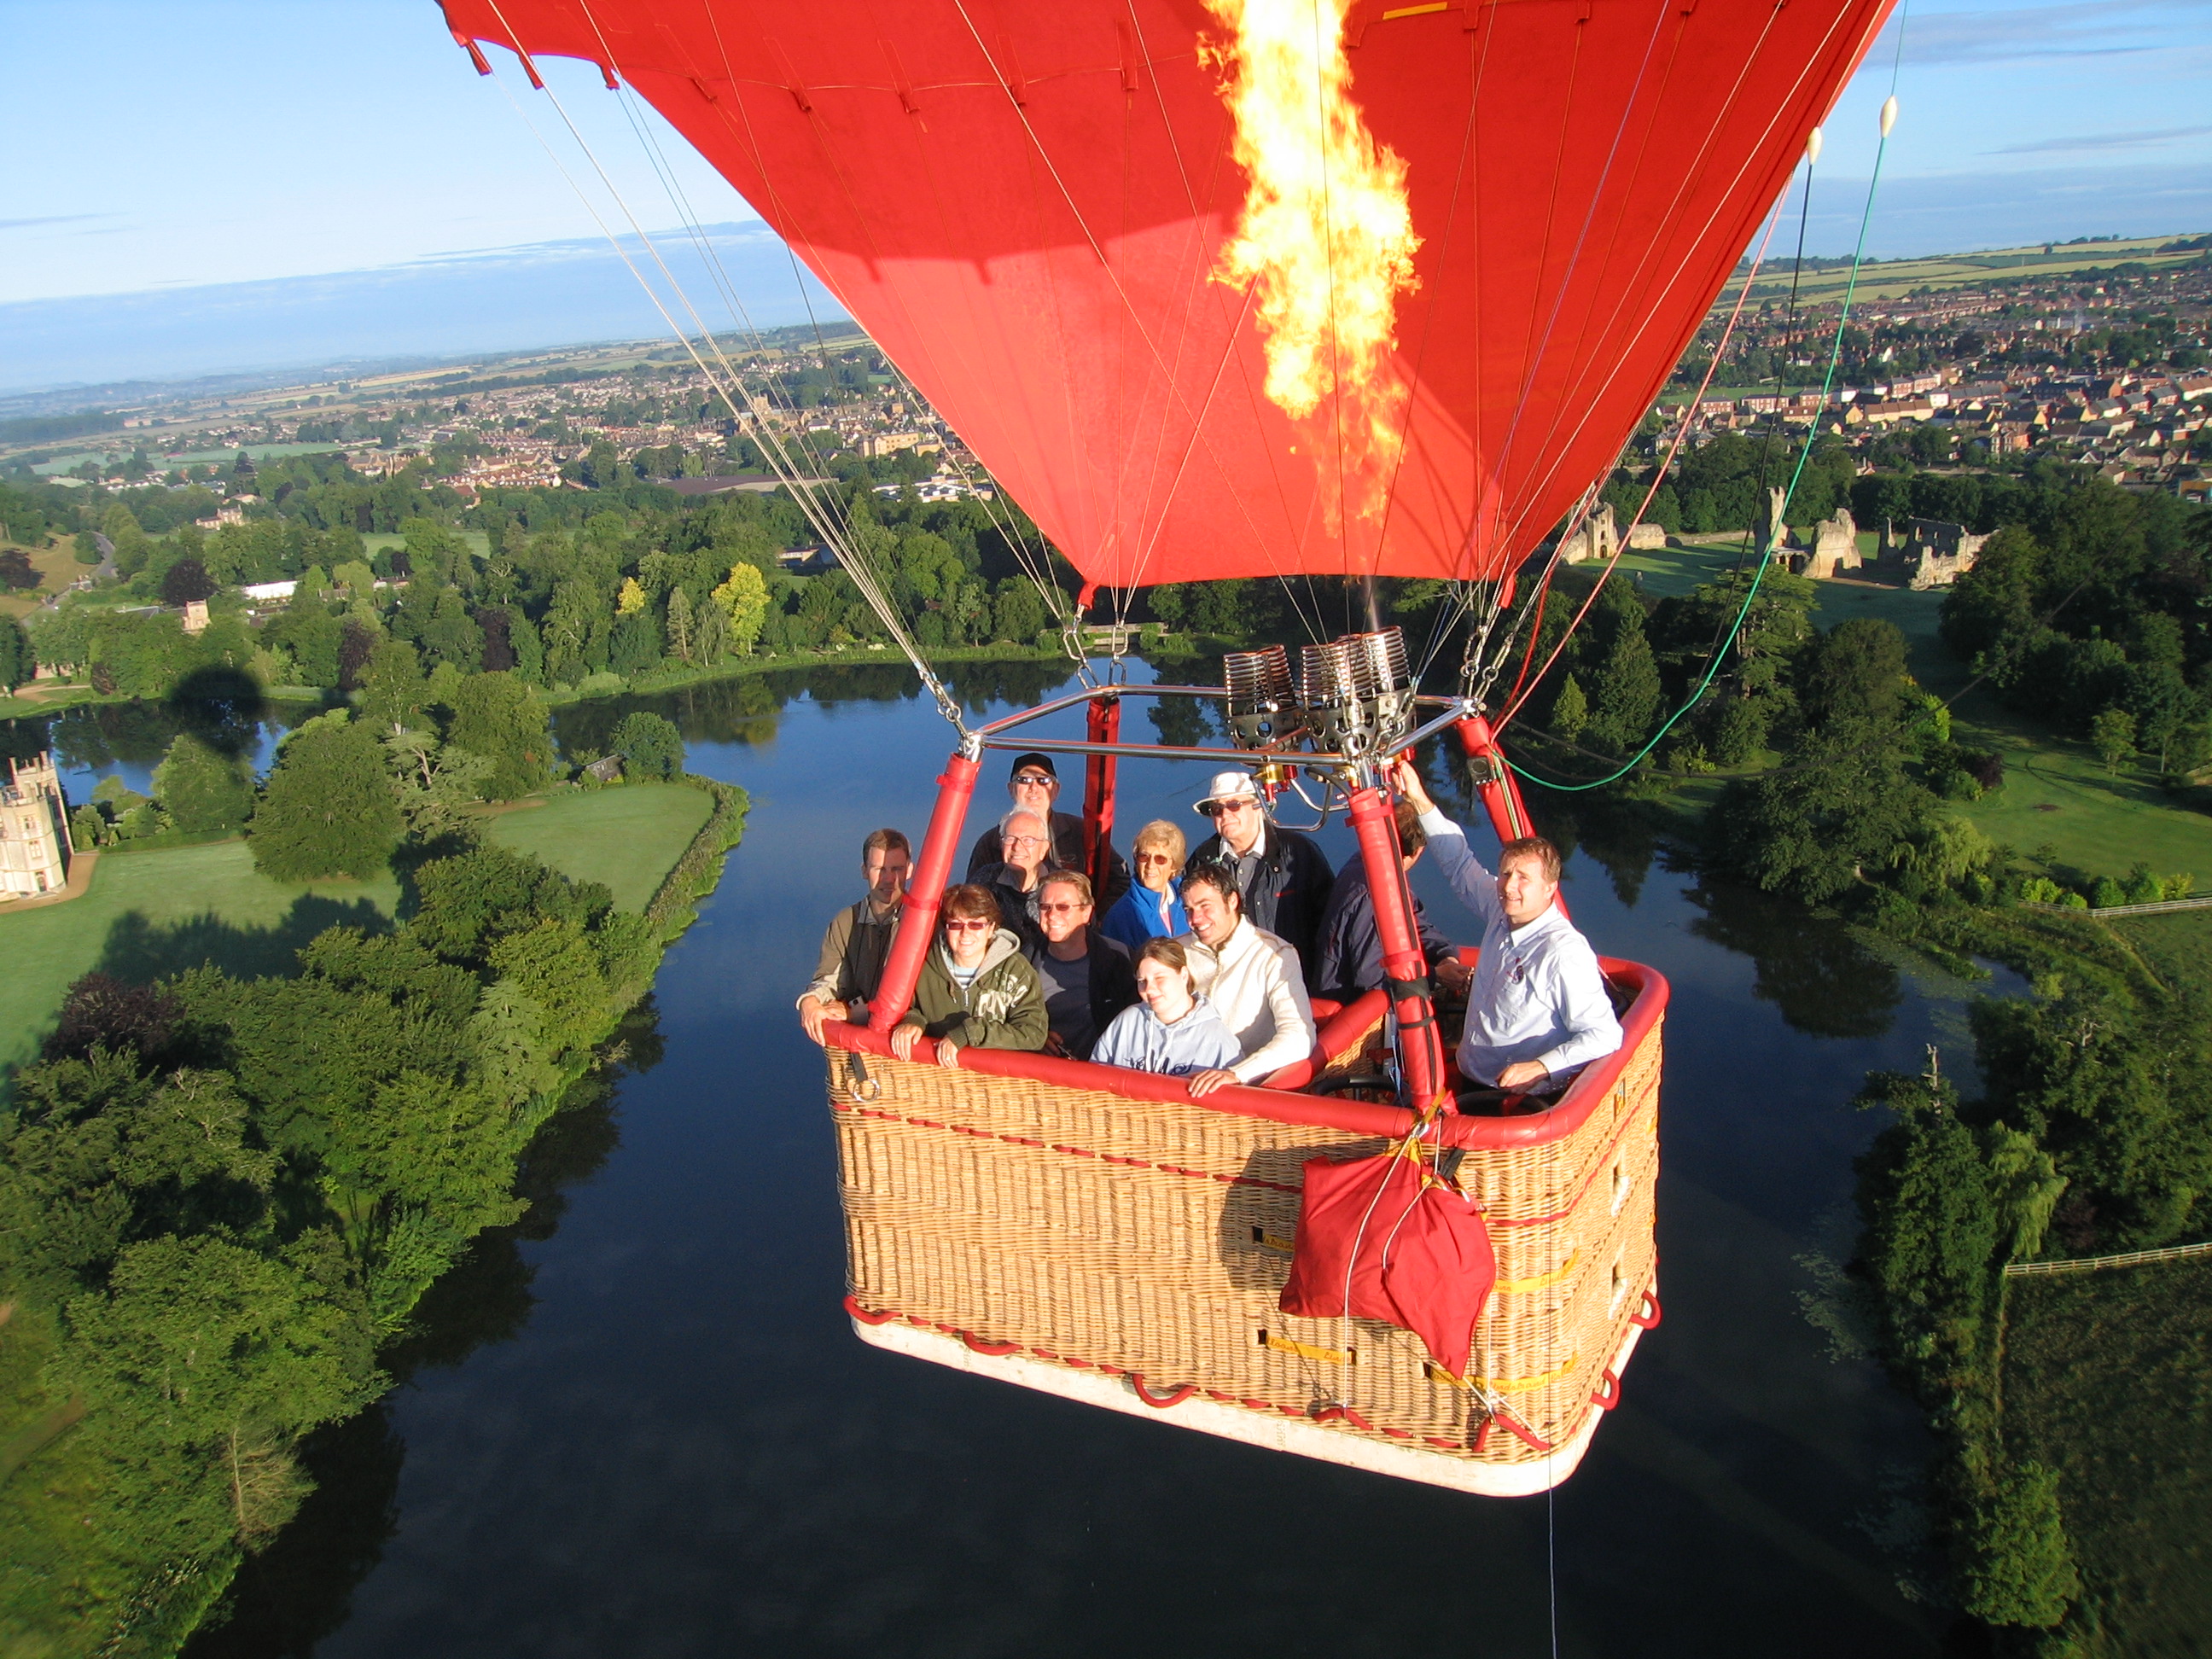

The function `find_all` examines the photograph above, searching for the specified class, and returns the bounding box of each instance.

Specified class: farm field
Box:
[0,538,88,619]
[2002,1255,2212,1656]
[481,783,709,913]
[1713,233,2200,308]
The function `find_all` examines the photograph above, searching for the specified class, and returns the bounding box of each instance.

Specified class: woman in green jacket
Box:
[889,884,1050,1067]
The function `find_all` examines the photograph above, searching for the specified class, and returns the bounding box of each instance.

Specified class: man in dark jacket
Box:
[1027,870,1138,1058]
[797,827,910,1041]
[966,750,1130,903]
[1186,771,1334,985]
[1313,798,1475,1006]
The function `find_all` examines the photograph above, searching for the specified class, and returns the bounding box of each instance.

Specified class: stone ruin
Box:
[1878,517,1988,590]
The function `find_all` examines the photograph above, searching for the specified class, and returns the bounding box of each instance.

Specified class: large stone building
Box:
[0,752,73,899]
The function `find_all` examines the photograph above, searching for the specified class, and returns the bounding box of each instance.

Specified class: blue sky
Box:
[2,0,2209,382]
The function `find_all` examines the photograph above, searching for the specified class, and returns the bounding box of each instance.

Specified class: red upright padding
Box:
[1082,692,1120,898]
[1346,783,1444,1110]
[870,751,982,1032]
[1278,1145,1495,1379]
[1455,713,1564,920]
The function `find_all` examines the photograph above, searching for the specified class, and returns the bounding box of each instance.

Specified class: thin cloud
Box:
[1993,123,2212,154]
[1890,0,2206,67]
[0,214,114,232]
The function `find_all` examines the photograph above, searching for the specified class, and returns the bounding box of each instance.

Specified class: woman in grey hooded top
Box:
[1091,938,1240,1081]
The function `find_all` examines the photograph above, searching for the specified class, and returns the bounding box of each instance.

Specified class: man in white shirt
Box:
[1176,864,1318,1097]
[1391,760,1621,1097]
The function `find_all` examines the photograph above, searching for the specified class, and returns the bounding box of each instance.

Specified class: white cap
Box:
[1194,771,1262,815]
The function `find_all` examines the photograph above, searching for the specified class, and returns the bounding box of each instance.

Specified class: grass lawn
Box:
[362,529,492,562]
[2002,1257,2212,1656]
[0,843,399,1075]
[482,783,709,913]
[2110,910,2212,998]
[1,538,90,619]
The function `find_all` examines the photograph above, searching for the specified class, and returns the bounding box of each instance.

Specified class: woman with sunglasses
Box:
[1100,819,1190,952]
[890,884,1050,1068]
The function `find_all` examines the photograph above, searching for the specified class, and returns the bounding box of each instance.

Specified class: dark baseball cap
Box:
[1008,752,1057,778]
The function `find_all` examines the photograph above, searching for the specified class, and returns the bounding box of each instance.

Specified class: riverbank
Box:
[0,773,748,1657]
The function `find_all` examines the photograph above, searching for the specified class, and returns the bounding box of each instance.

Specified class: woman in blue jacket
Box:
[1101,820,1188,951]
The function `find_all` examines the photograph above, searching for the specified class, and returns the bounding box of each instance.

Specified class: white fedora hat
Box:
[1193,771,1263,815]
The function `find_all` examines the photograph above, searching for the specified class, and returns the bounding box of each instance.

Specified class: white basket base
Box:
[852,1315,1646,1498]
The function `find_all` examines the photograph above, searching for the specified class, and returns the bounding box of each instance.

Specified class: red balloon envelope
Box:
[439,0,1895,590]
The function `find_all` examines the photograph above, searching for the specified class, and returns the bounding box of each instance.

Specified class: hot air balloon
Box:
[438,0,1895,1491]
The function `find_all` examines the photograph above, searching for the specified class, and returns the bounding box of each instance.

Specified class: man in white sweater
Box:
[1177,864,1317,1097]
[1392,760,1621,1097]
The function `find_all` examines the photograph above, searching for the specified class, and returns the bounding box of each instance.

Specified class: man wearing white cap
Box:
[1187,770,1335,986]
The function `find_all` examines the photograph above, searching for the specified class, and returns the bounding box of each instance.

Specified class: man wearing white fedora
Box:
[1185,770,1335,987]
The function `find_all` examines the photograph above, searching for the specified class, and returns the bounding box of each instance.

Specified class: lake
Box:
[149,658,2009,1656]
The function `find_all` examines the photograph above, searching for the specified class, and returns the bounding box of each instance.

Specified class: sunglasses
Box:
[944,918,992,932]
[1208,800,1258,817]
[1037,901,1088,914]
[1012,773,1055,787]
[1135,853,1177,865]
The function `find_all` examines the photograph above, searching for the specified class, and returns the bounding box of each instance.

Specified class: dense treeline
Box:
[0,800,728,1645]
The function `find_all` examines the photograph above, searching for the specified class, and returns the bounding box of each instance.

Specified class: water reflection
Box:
[1680,876,1906,1040]
[3,687,311,800]
[184,1001,658,1659]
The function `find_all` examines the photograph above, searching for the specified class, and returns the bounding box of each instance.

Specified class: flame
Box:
[1202,0,1420,524]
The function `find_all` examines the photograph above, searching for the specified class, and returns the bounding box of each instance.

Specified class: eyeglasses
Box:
[1135,853,1176,866]
[1004,835,1048,849]
[944,918,992,932]
[1012,773,1054,787]
[1208,800,1259,817]
[1037,901,1088,915]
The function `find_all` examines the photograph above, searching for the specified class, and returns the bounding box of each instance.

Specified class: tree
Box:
[158,556,216,607]
[445,672,550,801]
[665,586,696,666]
[248,713,401,881]
[608,609,662,677]
[154,732,256,833]
[616,576,648,615]
[712,563,771,656]
[0,614,30,691]
[1585,618,1662,755]
[0,546,38,591]
[2089,706,2135,775]
[994,580,1049,643]
[611,712,684,781]
[1799,618,1911,733]
[1549,672,1589,743]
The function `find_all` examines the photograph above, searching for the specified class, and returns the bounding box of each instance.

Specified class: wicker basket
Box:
[825,979,1662,1486]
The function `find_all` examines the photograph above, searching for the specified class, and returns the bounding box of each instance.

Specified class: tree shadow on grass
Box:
[95,895,393,986]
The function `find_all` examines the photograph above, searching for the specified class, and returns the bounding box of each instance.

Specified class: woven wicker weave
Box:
[829,1007,1662,1469]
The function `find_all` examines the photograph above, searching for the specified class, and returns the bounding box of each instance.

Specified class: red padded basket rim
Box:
[822,957,1667,1150]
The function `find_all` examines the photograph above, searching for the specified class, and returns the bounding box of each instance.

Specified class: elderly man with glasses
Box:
[965,751,1130,903]
[1186,771,1336,986]
[974,806,1057,951]
[1027,869,1138,1059]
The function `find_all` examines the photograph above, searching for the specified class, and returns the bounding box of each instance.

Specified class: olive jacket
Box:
[896,927,1051,1053]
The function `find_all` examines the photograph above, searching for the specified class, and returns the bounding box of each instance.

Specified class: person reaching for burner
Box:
[1092,937,1240,1079]
[1390,760,1621,1102]
[965,750,1129,902]
[1313,797,1473,1007]
[1100,818,1189,951]
[1027,869,1137,1060]
[798,827,911,1043]
[1174,862,1317,1098]
[890,884,1049,1068]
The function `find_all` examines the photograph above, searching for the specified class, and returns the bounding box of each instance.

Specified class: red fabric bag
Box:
[1278,1144,1497,1379]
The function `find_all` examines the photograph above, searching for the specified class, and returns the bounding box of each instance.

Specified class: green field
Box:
[1714,232,2205,309]
[363,529,492,561]
[2111,909,2212,998]
[482,783,709,913]
[2003,1256,2212,1656]
[0,843,399,1074]
[0,786,709,1074]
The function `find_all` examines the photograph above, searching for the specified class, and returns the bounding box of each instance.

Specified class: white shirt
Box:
[1417,809,1623,1088]
[1180,917,1317,1084]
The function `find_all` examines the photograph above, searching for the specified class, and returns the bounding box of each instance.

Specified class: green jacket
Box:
[897,928,1049,1053]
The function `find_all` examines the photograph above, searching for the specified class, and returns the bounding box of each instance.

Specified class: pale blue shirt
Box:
[1417,808,1623,1088]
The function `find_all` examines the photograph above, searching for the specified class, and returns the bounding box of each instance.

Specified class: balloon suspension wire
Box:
[1506,28,1907,793]
[474,9,968,736]
[1487,169,1790,731]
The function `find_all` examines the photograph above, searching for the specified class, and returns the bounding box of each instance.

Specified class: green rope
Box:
[1511,103,1901,793]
